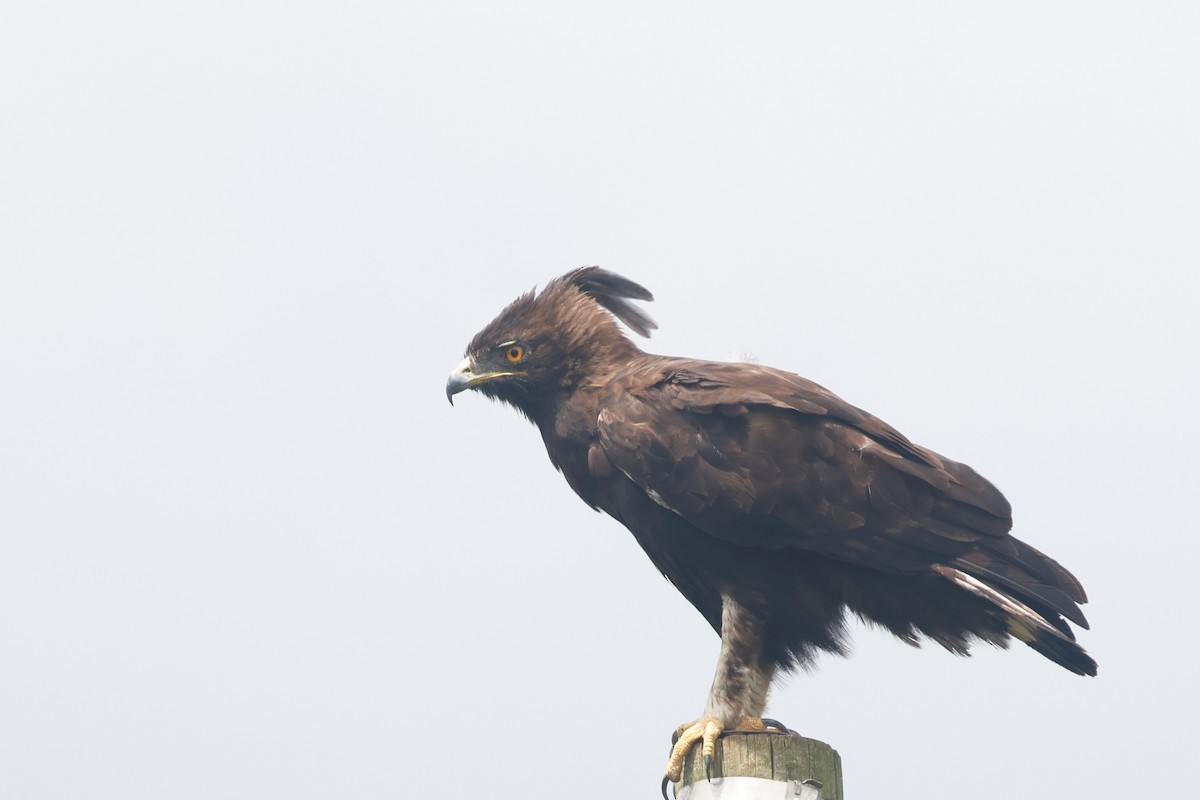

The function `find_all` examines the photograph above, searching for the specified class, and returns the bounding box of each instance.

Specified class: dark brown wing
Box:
[596,357,1088,631]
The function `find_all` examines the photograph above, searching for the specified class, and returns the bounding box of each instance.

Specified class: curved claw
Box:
[661,775,673,800]
[761,717,793,734]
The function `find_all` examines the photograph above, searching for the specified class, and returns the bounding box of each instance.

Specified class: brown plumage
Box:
[446,267,1095,780]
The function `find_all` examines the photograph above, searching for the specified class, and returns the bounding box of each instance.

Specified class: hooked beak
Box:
[445,357,515,404]
[446,357,474,404]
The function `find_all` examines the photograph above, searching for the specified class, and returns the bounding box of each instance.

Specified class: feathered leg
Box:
[664,594,776,782]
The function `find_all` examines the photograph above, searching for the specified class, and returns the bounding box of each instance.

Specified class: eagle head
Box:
[446,267,656,420]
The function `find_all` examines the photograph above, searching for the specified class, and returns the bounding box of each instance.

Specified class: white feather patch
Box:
[931,564,1064,641]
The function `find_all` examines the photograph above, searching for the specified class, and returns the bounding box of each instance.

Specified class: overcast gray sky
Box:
[2,2,1197,798]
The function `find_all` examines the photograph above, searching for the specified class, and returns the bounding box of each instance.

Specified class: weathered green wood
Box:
[678,731,843,799]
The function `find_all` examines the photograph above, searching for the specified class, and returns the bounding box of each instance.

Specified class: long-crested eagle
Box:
[446,267,1095,784]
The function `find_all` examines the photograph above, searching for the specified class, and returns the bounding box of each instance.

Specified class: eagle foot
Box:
[664,716,724,785]
[664,715,780,787]
[660,716,793,799]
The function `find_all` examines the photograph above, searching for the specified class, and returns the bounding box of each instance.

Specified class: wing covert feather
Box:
[596,359,1013,571]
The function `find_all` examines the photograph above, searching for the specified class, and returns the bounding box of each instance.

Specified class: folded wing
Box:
[596,359,1090,643]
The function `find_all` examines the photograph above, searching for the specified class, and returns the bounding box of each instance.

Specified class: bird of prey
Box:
[446,267,1095,785]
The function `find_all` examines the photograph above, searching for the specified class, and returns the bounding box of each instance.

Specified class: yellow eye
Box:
[505,344,525,363]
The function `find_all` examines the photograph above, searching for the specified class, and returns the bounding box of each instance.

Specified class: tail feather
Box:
[932,564,1097,676]
[953,542,1090,630]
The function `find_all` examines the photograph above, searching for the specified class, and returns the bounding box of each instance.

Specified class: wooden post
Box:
[674,731,843,800]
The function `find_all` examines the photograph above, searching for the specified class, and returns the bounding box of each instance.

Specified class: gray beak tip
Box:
[446,357,474,405]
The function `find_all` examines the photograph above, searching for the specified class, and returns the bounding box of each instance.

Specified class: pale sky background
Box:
[2,3,1197,798]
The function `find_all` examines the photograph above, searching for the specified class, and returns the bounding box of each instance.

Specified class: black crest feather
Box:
[561,266,657,337]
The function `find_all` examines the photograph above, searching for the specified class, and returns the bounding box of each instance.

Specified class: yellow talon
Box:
[664,716,726,783]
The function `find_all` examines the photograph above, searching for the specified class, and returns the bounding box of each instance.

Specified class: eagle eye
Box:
[504,343,526,363]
